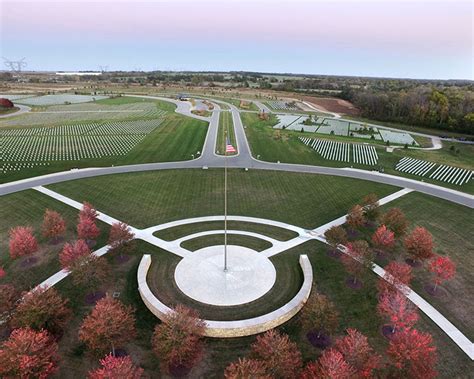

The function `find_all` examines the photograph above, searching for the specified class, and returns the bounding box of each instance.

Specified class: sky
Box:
[0,0,472,80]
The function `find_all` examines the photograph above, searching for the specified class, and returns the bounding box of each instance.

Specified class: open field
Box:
[15,94,109,106]
[47,169,397,229]
[0,111,208,183]
[241,112,474,193]
[215,110,237,155]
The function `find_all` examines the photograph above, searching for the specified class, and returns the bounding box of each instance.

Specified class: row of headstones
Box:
[299,137,379,165]
[395,157,472,185]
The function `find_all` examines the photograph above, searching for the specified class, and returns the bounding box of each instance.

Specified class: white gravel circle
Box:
[174,245,276,306]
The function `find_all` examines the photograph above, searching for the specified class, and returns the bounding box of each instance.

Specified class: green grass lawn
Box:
[94,96,153,106]
[180,234,272,252]
[241,112,474,194]
[0,190,110,292]
[379,192,474,339]
[215,111,237,155]
[154,220,298,241]
[1,111,208,184]
[47,169,397,229]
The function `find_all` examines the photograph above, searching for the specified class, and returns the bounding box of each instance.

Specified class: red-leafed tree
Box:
[300,292,339,338]
[42,209,66,242]
[0,266,6,278]
[88,354,144,379]
[12,286,71,337]
[381,208,409,238]
[250,329,302,378]
[0,328,59,378]
[378,261,413,296]
[9,226,38,260]
[334,328,381,378]
[372,225,395,251]
[79,296,136,355]
[77,217,101,242]
[377,291,418,333]
[79,201,99,221]
[346,205,366,229]
[70,254,110,296]
[108,222,135,255]
[341,240,374,285]
[404,227,434,263]
[59,239,90,270]
[224,358,270,379]
[324,225,348,251]
[152,304,206,374]
[302,349,356,379]
[387,328,437,379]
[0,283,19,321]
[428,255,456,292]
[361,193,380,221]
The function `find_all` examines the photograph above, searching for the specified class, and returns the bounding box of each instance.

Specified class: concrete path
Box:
[0,104,31,118]
[28,184,474,360]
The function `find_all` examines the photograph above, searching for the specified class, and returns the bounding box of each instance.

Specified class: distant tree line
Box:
[340,86,474,134]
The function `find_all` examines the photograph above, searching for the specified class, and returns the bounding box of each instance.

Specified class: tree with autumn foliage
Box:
[0,283,19,322]
[428,255,456,292]
[377,290,418,333]
[224,358,270,379]
[381,208,409,238]
[346,204,366,229]
[324,225,347,251]
[371,225,395,251]
[12,285,71,337]
[250,329,302,378]
[301,349,356,379]
[79,296,136,355]
[361,193,380,221]
[9,226,38,260]
[59,239,90,270]
[377,261,413,296]
[108,222,135,255]
[0,266,6,278]
[334,328,381,378]
[70,254,110,296]
[88,354,144,379]
[152,304,206,374]
[41,209,66,243]
[341,240,374,285]
[387,328,437,379]
[404,226,434,263]
[80,201,99,221]
[0,327,59,378]
[300,292,339,338]
[77,216,101,243]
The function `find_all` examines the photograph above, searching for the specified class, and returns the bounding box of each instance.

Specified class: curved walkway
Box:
[138,253,313,338]
[0,104,31,118]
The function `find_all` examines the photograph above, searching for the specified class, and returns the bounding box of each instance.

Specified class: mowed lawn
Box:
[241,112,474,194]
[215,110,237,155]
[380,192,474,339]
[47,169,398,229]
[0,190,110,292]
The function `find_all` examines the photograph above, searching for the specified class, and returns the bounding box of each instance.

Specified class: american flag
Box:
[225,137,236,153]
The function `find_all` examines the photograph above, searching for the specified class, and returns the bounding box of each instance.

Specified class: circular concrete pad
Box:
[174,245,276,306]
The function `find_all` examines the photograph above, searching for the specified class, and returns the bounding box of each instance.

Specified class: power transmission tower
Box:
[99,65,109,73]
[3,57,27,75]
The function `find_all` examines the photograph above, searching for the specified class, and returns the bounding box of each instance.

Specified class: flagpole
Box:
[224,128,228,272]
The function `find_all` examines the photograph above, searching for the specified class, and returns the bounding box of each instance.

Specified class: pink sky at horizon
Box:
[1,1,472,79]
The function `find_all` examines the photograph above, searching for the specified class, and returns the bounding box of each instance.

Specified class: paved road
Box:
[0,104,31,119]
[0,95,472,208]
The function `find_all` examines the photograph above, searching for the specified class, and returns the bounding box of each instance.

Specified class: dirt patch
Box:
[298,96,359,116]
